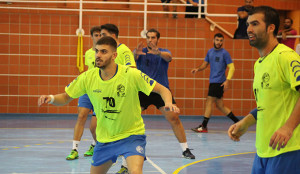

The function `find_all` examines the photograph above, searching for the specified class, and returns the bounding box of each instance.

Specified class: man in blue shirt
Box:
[116,28,195,174]
[135,29,195,160]
[191,33,239,133]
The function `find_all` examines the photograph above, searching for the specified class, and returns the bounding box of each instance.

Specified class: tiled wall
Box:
[0,0,299,116]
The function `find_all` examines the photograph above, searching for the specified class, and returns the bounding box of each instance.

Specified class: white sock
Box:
[91,140,96,146]
[73,140,80,150]
[121,156,128,168]
[180,142,188,152]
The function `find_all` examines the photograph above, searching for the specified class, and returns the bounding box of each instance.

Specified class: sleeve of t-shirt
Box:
[121,46,136,67]
[224,50,233,65]
[130,68,157,96]
[278,51,300,91]
[65,72,87,98]
[204,50,210,63]
[160,48,172,62]
[161,48,172,55]
[291,30,297,35]
[250,108,257,120]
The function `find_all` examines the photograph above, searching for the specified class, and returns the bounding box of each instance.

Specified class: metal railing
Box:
[0,0,238,38]
[1,1,299,41]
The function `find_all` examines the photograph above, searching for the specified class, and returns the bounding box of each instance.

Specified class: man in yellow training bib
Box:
[38,36,179,174]
[228,6,300,174]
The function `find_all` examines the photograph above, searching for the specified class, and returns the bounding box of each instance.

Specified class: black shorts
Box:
[208,83,224,99]
[139,91,176,110]
[185,6,205,18]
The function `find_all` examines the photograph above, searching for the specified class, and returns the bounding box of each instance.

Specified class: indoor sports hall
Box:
[0,0,299,174]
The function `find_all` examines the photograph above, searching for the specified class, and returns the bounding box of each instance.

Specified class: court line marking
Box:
[146,156,167,174]
[0,128,256,133]
[11,172,160,174]
[173,152,256,174]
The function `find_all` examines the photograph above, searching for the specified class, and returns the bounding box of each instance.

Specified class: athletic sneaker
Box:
[191,125,208,133]
[66,149,79,160]
[116,165,129,174]
[182,148,195,159]
[84,144,94,157]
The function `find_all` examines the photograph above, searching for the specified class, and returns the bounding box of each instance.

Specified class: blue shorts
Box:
[252,150,300,174]
[78,94,93,111]
[91,135,147,166]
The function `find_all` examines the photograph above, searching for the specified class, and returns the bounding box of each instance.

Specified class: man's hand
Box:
[147,42,160,55]
[228,121,248,142]
[269,125,293,151]
[136,42,146,56]
[191,68,199,74]
[38,93,73,107]
[221,80,229,91]
[164,103,180,113]
[38,95,53,107]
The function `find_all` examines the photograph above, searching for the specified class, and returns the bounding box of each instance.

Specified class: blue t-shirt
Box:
[204,48,233,83]
[136,48,171,89]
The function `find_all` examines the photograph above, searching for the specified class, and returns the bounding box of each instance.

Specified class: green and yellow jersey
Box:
[253,44,300,158]
[85,43,135,71]
[85,48,96,70]
[65,65,156,143]
[115,44,136,67]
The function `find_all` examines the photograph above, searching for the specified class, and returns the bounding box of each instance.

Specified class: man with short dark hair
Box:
[135,29,195,160]
[228,6,300,174]
[38,36,180,174]
[86,23,136,159]
[67,24,136,161]
[191,33,238,133]
[278,17,297,50]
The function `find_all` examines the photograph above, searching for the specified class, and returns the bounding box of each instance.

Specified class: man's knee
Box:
[165,112,181,124]
[215,99,225,110]
[216,103,223,110]
[77,113,88,122]
[206,96,215,104]
[77,107,90,120]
